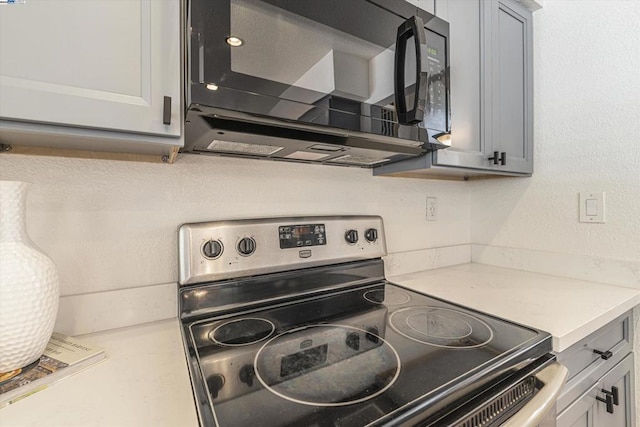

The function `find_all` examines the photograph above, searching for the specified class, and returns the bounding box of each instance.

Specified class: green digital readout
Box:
[427,46,438,56]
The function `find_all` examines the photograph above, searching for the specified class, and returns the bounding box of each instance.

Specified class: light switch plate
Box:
[579,192,605,223]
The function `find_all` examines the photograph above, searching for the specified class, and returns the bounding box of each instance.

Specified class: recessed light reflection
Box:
[206,83,219,91]
[225,36,244,47]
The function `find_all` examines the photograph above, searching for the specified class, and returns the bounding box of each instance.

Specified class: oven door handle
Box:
[502,362,568,427]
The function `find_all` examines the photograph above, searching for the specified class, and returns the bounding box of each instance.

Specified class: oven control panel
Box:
[179,216,386,285]
[279,224,326,249]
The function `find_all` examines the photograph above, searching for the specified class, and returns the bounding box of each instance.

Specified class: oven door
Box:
[187,0,450,153]
[429,357,568,427]
[500,362,568,427]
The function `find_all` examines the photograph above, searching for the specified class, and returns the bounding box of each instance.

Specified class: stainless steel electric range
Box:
[178,216,567,427]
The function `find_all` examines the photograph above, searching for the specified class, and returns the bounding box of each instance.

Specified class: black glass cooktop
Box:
[185,282,550,427]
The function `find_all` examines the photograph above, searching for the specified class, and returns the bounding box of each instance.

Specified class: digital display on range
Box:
[279,224,326,249]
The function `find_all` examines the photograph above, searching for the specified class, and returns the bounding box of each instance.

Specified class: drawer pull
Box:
[593,349,613,360]
[596,393,614,414]
[602,386,619,406]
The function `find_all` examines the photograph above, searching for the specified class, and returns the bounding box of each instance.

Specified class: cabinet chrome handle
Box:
[593,349,613,360]
[596,393,614,414]
[602,386,619,406]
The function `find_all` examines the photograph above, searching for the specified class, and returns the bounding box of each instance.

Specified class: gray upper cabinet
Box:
[487,0,533,174]
[375,0,533,179]
[433,0,487,171]
[0,0,182,159]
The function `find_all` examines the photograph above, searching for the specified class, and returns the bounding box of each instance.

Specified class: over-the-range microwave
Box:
[183,0,450,168]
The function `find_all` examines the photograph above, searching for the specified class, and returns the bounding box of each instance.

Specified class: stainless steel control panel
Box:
[178,216,386,285]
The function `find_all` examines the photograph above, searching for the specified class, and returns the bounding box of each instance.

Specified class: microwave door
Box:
[189,0,404,135]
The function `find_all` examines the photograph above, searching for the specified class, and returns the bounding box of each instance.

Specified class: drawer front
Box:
[556,311,632,412]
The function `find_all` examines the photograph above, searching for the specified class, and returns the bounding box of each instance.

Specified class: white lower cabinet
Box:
[556,311,636,427]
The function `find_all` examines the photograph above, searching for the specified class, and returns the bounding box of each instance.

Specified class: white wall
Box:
[0,153,469,295]
[470,1,640,420]
[470,0,640,262]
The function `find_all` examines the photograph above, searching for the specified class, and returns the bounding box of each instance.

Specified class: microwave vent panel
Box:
[329,154,390,166]
[284,151,331,161]
[207,140,284,156]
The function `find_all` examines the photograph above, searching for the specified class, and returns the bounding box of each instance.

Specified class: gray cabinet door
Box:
[432,0,533,174]
[557,353,636,427]
[432,0,490,171]
[487,0,533,174]
[593,353,636,427]
[0,0,181,138]
[557,383,598,427]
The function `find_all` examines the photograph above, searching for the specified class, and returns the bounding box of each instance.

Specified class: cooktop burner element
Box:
[389,307,494,348]
[209,318,275,347]
[178,216,554,427]
[363,288,411,305]
[254,324,400,406]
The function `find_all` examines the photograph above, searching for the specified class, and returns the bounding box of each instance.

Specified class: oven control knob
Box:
[202,239,223,259]
[206,374,225,399]
[366,326,380,344]
[239,365,255,387]
[345,229,359,244]
[365,228,378,243]
[346,332,360,351]
[237,237,256,256]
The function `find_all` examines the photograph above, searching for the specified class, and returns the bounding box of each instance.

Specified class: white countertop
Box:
[388,263,640,353]
[1,263,638,426]
[0,319,198,427]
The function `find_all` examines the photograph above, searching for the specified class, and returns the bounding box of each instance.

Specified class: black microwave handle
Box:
[394,15,428,125]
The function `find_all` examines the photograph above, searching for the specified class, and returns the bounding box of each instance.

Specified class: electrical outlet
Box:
[426,197,437,221]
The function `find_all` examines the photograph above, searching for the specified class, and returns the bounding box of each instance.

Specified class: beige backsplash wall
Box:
[0,153,470,296]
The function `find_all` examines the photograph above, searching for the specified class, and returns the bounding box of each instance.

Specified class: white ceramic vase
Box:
[0,181,59,374]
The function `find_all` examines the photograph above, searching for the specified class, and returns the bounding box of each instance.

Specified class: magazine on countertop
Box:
[0,332,106,408]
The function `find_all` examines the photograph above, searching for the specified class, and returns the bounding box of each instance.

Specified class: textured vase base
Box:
[0,359,39,385]
[1,181,60,379]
